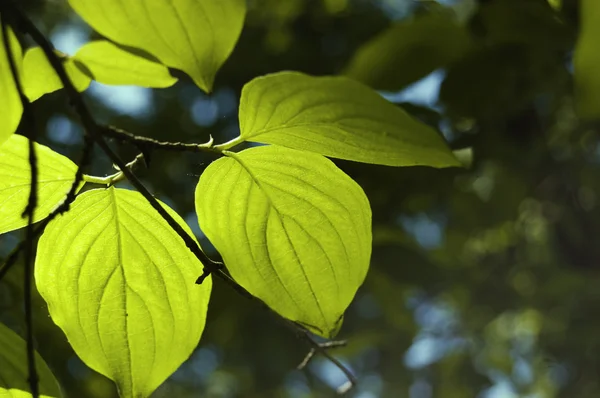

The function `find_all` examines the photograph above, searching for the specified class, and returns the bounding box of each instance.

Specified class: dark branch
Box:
[1,13,39,398]
[297,339,348,370]
[2,3,357,393]
[294,327,356,394]
[5,1,223,281]
[0,136,94,283]
[214,270,357,393]
[102,125,218,154]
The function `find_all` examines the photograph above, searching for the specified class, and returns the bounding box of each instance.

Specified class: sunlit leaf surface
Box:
[73,41,177,88]
[235,72,460,167]
[35,188,212,397]
[22,47,91,102]
[196,145,371,337]
[0,322,62,398]
[67,0,246,92]
[0,134,79,235]
[0,22,23,145]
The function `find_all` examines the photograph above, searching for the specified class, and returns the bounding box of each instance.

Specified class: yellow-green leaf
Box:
[35,188,212,397]
[0,134,79,235]
[0,21,23,145]
[22,47,91,102]
[67,0,246,92]
[574,0,600,119]
[195,145,371,338]
[0,322,63,398]
[73,41,177,88]
[233,72,460,168]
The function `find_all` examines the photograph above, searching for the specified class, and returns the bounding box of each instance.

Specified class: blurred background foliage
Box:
[1,0,599,396]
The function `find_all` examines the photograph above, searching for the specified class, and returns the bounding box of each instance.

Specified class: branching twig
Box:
[1,13,40,397]
[0,136,94,396]
[294,327,356,394]
[297,339,348,370]
[214,270,357,393]
[102,125,218,154]
[0,136,94,283]
[84,152,146,186]
[0,222,46,283]
[2,3,358,393]
[5,1,223,281]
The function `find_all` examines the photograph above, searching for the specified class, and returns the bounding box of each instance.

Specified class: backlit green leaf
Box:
[0,321,62,398]
[35,188,211,397]
[574,0,600,119]
[234,72,460,168]
[0,20,23,145]
[67,0,246,92]
[344,12,471,92]
[195,145,371,338]
[22,47,91,102]
[0,134,79,235]
[73,41,177,88]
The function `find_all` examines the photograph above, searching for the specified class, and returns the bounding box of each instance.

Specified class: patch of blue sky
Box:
[380,70,445,110]
[398,212,447,250]
[46,115,82,145]
[404,334,465,369]
[50,23,89,55]
[88,83,155,118]
[479,380,518,398]
[51,23,156,118]
[414,301,457,332]
[310,358,353,389]
[409,379,432,398]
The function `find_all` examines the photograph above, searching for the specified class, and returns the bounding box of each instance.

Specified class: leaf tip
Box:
[192,74,214,94]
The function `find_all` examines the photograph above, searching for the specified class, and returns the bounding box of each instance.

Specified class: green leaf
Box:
[67,0,246,92]
[35,187,211,397]
[22,47,91,102]
[0,134,79,235]
[195,145,371,338]
[574,0,600,119]
[0,21,23,145]
[343,12,471,92]
[0,321,62,398]
[72,41,177,88]
[234,72,460,168]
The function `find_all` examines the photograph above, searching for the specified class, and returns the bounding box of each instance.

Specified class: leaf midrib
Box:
[224,151,331,330]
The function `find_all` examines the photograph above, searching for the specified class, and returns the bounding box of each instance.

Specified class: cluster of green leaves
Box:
[0,1,462,397]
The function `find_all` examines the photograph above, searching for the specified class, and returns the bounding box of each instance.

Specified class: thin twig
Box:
[84,152,146,186]
[294,327,356,394]
[102,125,217,153]
[0,136,94,396]
[214,269,357,392]
[3,3,357,393]
[1,13,39,397]
[297,349,317,370]
[5,1,222,280]
[0,223,45,282]
[0,137,94,283]
[297,340,348,370]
